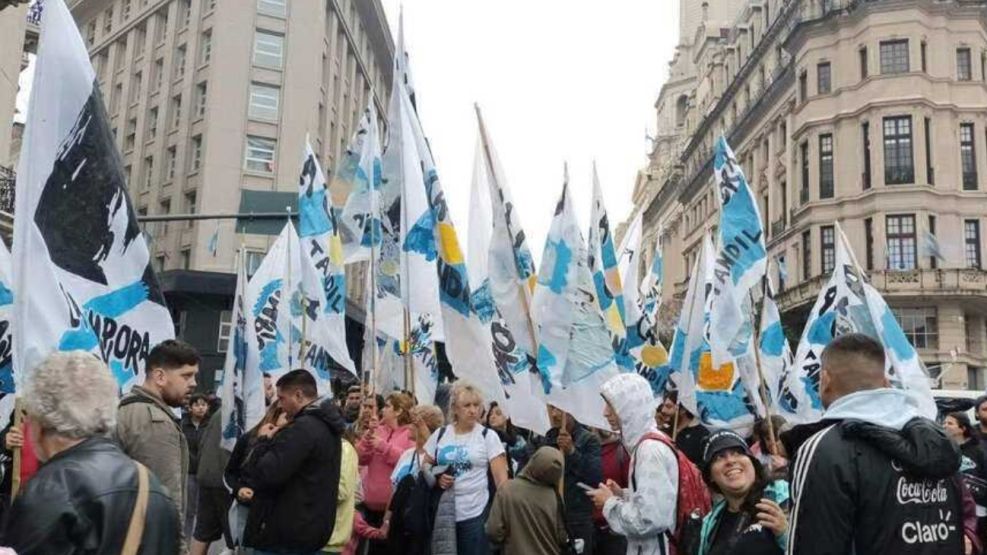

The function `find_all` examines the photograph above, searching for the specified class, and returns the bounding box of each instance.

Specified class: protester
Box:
[697,429,789,555]
[2,351,180,553]
[116,339,200,525]
[343,385,363,425]
[976,396,987,454]
[357,393,386,435]
[661,390,710,466]
[324,428,359,553]
[181,392,211,538]
[386,404,445,555]
[225,401,288,548]
[189,408,232,555]
[392,404,445,486]
[787,333,968,554]
[656,393,676,435]
[588,373,678,555]
[239,370,345,554]
[751,416,790,481]
[486,446,568,554]
[424,381,509,555]
[263,372,276,406]
[356,391,416,554]
[595,427,630,555]
[485,401,531,475]
[945,411,987,542]
[542,404,602,554]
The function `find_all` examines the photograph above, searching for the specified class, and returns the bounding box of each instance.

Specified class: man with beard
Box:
[343,385,363,426]
[117,340,200,525]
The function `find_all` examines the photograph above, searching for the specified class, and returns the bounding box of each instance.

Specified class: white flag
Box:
[587,166,626,340]
[13,0,173,390]
[793,223,936,421]
[0,238,14,431]
[467,113,549,434]
[220,248,264,451]
[757,269,808,424]
[336,101,384,263]
[533,171,619,430]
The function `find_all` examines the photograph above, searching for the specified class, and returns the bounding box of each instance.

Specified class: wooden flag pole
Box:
[750,283,779,456]
[11,397,22,499]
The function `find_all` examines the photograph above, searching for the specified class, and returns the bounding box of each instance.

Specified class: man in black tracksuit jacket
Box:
[786,334,967,555]
[241,370,344,553]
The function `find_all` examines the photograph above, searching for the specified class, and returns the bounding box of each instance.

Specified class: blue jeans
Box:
[456,512,492,555]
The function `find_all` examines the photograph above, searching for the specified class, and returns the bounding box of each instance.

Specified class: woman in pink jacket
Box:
[356,391,415,555]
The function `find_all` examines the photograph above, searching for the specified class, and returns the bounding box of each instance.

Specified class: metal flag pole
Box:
[284,207,294,369]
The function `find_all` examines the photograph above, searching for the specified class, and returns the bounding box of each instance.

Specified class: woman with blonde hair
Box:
[423,382,509,555]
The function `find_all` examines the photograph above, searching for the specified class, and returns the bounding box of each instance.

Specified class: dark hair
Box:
[702,448,770,518]
[276,369,318,399]
[347,385,363,397]
[663,390,678,405]
[146,340,200,373]
[976,396,987,414]
[485,401,518,442]
[820,333,885,368]
[188,393,208,406]
[947,412,975,440]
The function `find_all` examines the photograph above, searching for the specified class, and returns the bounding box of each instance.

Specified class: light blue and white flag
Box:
[793,223,936,420]
[336,101,384,264]
[533,170,619,431]
[709,136,767,368]
[208,221,220,257]
[467,114,549,434]
[587,165,626,340]
[220,248,264,451]
[757,268,810,424]
[922,230,946,265]
[622,226,670,395]
[12,0,173,390]
[0,238,14,431]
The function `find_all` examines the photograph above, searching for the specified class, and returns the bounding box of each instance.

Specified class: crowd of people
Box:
[0,333,985,554]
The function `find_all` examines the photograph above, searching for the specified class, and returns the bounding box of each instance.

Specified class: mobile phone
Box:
[576,482,593,492]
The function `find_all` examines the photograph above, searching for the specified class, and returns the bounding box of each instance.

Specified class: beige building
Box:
[61,0,393,379]
[634,0,987,389]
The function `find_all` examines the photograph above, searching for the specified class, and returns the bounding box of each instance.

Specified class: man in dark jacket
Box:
[241,369,344,554]
[2,351,180,554]
[190,409,232,555]
[542,405,601,555]
[788,333,967,555]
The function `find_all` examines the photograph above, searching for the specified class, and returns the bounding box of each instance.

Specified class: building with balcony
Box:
[633,0,987,389]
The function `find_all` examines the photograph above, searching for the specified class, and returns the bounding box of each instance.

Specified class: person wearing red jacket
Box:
[593,428,629,555]
[356,391,415,555]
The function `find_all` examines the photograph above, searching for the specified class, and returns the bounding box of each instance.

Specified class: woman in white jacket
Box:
[588,373,679,555]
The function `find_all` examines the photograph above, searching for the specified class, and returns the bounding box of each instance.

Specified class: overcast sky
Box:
[378,1,679,260]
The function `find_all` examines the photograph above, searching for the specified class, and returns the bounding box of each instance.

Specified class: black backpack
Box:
[386,452,437,555]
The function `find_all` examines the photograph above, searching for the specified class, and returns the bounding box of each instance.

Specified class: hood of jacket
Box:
[841,416,960,479]
[823,388,923,431]
[521,446,564,487]
[297,396,346,435]
[600,373,658,451]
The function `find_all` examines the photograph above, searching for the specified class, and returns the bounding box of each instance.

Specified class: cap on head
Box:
[701,429,751,473]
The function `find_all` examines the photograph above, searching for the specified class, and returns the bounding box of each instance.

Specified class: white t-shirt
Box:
[424,424,505,522]
[391,447,421,486]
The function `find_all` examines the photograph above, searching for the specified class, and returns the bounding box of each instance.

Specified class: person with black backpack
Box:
[588,373,711,555]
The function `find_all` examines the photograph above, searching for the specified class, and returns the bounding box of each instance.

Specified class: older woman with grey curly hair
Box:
[2,351,181,554]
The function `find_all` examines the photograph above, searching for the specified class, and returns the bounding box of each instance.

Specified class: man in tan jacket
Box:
[116,339,199,524]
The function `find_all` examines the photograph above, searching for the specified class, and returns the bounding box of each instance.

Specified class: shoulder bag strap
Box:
[121,461,150,555]
[552,486,578,554]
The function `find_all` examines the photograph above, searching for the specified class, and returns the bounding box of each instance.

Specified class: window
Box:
[802,230,812,279]
[969,368,983,391]
[821,225,836,274]
[253,31,284,69]
[200,30,212,65]
[925,117,934,185]
[961,123,978,190]
[174,46,187,80]
[130,71,142,104]
[158,198,171,234]
[185,192,197,228]
[800,142,809,203]
[817,62,831,94]
[819,134,834,199]
[125,117,137,151]
[920,41,927,73]
[112,83,123,113]
[103,7,113,35]
[883,116,914,185]
[245,250,265,278]
[171,94,182,128]
[958,48,973,81]
[147,107,158,140]
[143,155,155,190]
[115,40,128,70]
[245,136,276,173]
[966,220,982,269]
[179,0,191,30]
[154,9,168,44]
[865,217,874,270]
[190,135,203,172]
[887,214,917,270]
[929,215,938,269]
[95,52,108,81]
[862,122,872,189]
[248,83,280,121]
[86,20,97,46]
[860,47,868,79]
[880,40,909,74]
[257,0,287,17]
[799,70,807,102]
[894,307,938,349]
[134,25,146,58]
[180,249,190,270]
[218,310,233,352]
[166,146,177,180]
[152,58,163,91]
[777,255,786,292]
[195,82,208,118]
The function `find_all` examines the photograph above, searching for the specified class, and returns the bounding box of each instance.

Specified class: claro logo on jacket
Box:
[890,459,959,546]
